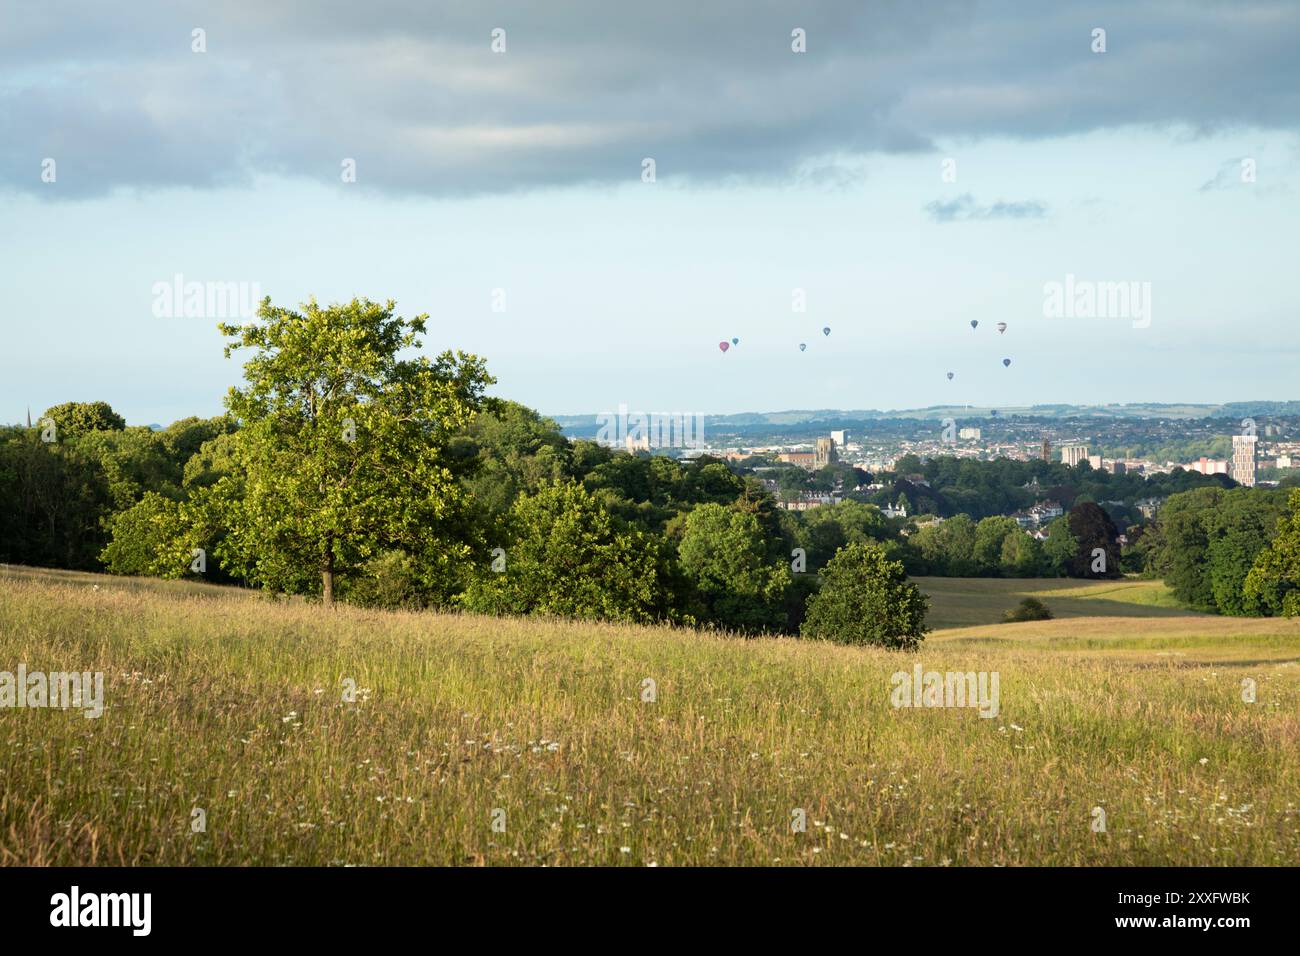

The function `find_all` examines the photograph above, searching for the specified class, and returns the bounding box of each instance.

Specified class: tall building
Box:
[1061,443,1089,467]
[815,436,838,468]
[1231,435,1257,487]
[830,429,849,447]
[1041,438,1052,462]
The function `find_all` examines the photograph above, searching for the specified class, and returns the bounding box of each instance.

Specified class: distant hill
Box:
[550,401,1300,437]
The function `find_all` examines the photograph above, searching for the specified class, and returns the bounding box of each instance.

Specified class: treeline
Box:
[852,453,1234,523]
[6,298,1299,634]
[1138,485,1300,616]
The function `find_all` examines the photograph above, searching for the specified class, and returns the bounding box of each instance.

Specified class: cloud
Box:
[3,0,1300,199]
[923,193,1048,222]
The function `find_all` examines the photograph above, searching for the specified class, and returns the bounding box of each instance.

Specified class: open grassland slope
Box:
[1,566,1297,866]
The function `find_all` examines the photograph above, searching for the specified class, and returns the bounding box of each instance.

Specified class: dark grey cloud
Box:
[924,193,1048,222]
[3,0,1299,199]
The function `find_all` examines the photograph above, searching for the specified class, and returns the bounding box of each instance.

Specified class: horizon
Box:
[11,396,1300,431]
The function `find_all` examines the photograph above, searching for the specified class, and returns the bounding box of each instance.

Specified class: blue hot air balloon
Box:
[732,337,739,346]
[822,327,831,337]
[1002,358,1011,367]
[799,343,807,352]
[947,372,954,381]
[970,320,979,329]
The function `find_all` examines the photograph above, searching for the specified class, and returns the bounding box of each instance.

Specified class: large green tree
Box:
[973,515,1022,575]
[214,297,493,604]
[1041,516,1079,577]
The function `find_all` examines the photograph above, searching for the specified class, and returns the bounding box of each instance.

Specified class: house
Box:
[778,450,817,469]
[1028,500,1063,522]
[1135,497,1164,519]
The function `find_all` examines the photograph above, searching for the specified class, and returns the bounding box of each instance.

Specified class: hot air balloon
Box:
[1002,358,1011,367]
[732,337,739,346]
[996,322,1007,334]
[799,343,807,352]
[970,320,979,329]
[822,327,831,337]
[718,341,729,353]
[946,372,954,381]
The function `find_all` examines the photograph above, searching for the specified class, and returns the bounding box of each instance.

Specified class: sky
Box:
[2,0,1299,426]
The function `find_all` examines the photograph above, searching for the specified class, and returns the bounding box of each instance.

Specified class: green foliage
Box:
[677,503,791,633]
[863,453,1232,521]
[1041,517,1078,577]
[213,297,493,603]
[1066,502,1122,578]
[340,551,430,610]
[973,516,1022,574]
[797,500,895,572]
[1003,597,1053,622]
[459,480,665,623]
[99,491,195,578]
[1147,487,1289,614]
[457,400,573,518]
[999,530,1044,577]
[582,453,746,533]
[906,514,979,576]
[39,401,126,438]
[1243,489,1300,616]
[800,542,929,649]
[0,429,113,569]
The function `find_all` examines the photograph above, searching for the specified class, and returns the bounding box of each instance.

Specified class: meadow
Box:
[1,565,1297,866]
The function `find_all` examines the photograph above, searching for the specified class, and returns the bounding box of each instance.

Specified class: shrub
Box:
[1003,597,1053,623]
[342,551,430,610]
[100,492,194,577]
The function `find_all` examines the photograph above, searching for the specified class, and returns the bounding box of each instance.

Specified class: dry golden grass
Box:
[1,566,1297,866]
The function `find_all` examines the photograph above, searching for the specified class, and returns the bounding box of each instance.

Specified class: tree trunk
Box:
[322,548,335,607]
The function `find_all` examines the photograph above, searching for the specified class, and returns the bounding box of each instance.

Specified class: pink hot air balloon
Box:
[718,341,730,353]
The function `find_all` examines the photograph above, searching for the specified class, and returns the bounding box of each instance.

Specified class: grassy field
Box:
[1,565,1298,866]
